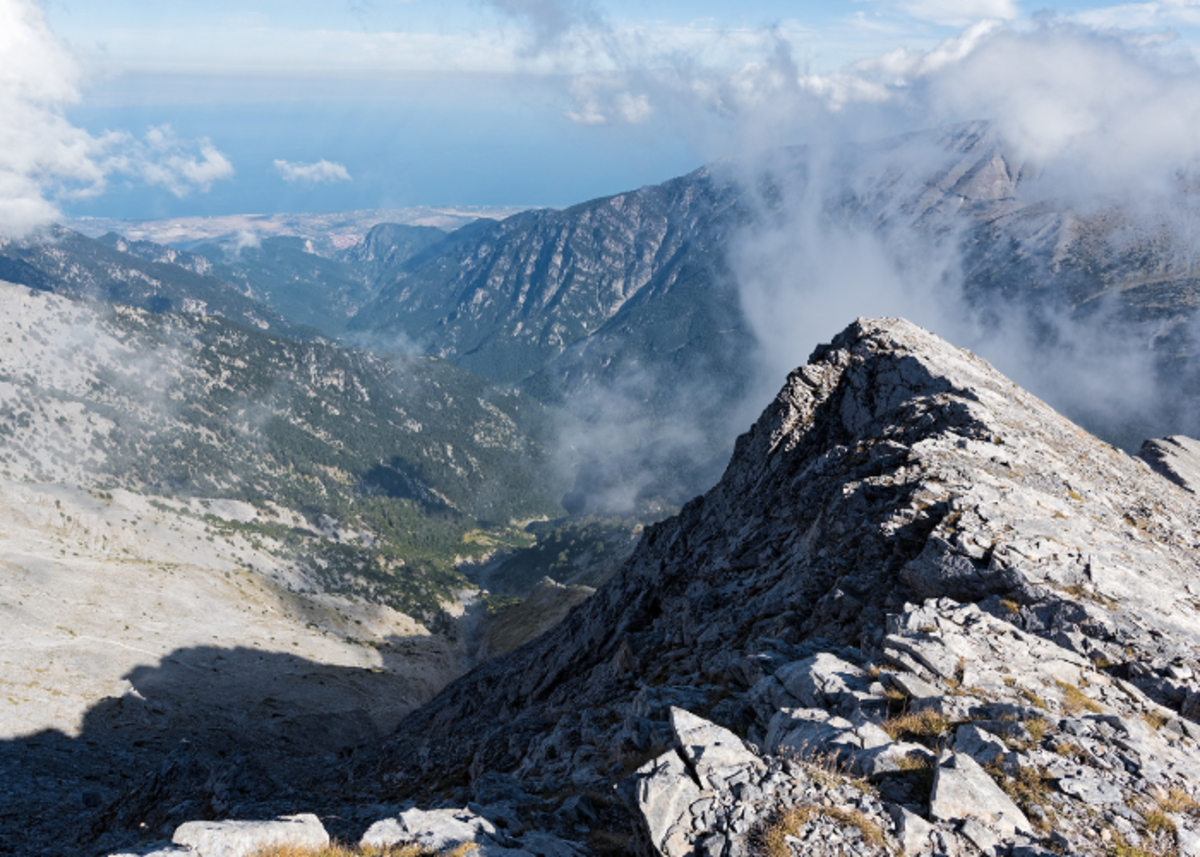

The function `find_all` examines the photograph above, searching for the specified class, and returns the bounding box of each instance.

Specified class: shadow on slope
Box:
[0,640,452,857]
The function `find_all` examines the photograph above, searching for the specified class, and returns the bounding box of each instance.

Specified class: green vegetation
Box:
[487,517,641,595]
[0,298,569,622]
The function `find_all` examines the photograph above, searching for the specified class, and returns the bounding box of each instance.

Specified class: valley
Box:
[7,122,1200,857]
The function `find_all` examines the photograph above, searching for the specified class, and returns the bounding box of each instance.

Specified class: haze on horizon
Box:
[7,0,1200,231]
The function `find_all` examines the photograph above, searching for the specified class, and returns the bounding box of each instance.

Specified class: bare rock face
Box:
[346,317,1200,856]
[1139,435,1200,495]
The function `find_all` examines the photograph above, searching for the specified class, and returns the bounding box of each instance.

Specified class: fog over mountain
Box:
[13,4,1200,857]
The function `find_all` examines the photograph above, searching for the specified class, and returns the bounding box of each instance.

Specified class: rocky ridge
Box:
[348,317,1200,855]
[85,317,1200,856]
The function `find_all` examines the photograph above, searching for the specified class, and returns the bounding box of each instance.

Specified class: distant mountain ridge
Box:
[0,227,311,339]
[99,222,446,335]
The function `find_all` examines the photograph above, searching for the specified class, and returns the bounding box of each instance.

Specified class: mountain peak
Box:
[359,316,1200,799]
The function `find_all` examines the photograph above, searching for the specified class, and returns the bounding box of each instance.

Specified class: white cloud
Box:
[108,125,235,198]
[273,158,353,184]
[896,0,1019,27]
[563,75,653,125]
[0,0,234,237]
[0,0,104,236]
[1072,0,1200,30]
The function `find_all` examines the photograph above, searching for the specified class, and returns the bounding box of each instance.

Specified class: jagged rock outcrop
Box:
[347,316,1200,855]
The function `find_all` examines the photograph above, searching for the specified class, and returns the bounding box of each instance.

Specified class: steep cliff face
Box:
[350,171,746,389]
[345,317,1200,855]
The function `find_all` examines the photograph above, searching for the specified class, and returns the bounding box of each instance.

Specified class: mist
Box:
[509,14,1200,515]
[717,21,1200,451]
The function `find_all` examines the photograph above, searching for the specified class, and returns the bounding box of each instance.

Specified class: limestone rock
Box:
[310,319,1200,856]
[361,807,500,851]
[774,653,882,717]
[951,724,1007,767]
[930,751,1032,838]
[172,814,328,857]
[1139,436,1200,495]
[670,707,761,788]
[630,751,702,857]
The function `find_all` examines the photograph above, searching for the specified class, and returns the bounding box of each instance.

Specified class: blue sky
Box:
[12,0,1200,225]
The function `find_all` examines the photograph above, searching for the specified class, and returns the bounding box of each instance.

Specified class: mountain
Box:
[0,279,563,616]
[47,316,1200,857]
[96,223,447,336]
[347,179,749,389]
[0,276,573,857]
[0,227,313,339]
[343,123,1200,485]
[327,317,1200,855]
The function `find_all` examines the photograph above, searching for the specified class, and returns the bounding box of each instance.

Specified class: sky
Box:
[10,0,1200,227]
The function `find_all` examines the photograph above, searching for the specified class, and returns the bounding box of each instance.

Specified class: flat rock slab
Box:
[361,807,498,850]
[172,814,328,857]
[671,706,761,786]
[775,653,879,717]
[1057,776,1123,805]
[930,751,1032,838]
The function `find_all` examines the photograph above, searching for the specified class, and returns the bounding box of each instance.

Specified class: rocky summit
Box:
[91,317,1200,856]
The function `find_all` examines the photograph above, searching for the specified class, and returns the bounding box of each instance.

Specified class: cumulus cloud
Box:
[716,20,1200,447]
[107,125,236,198]
[564,75,652,125]
[273,159,353,184]
[0,0,234,237]
[529,10,1200,485]
[0,0,106,236]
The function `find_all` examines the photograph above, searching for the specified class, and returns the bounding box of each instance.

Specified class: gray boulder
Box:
[670,707,761,788]
[629,751,703,857]
[774,653,882,717]
[951,724,1007,767]
[361,807,507,852]
[930,751,1032,839]
[172,814,328,857]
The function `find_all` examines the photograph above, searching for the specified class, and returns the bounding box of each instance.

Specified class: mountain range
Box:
[35,316,1200,857]
[7,121,1200,856]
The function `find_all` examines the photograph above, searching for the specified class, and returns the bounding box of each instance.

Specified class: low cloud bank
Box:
[273,159,352,185]
[0,0,234,238]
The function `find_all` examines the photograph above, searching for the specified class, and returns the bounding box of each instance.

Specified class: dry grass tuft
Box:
[1157,786,1200,816]
[881,709,949,743]
[985,762,1054,831]
[1054,679,1103,714]
[1017,687,1049,710]
[1142,810,1177,837]
[1142,710,1172,732]
[758,805,890,857]
[1024,717,1049,743]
